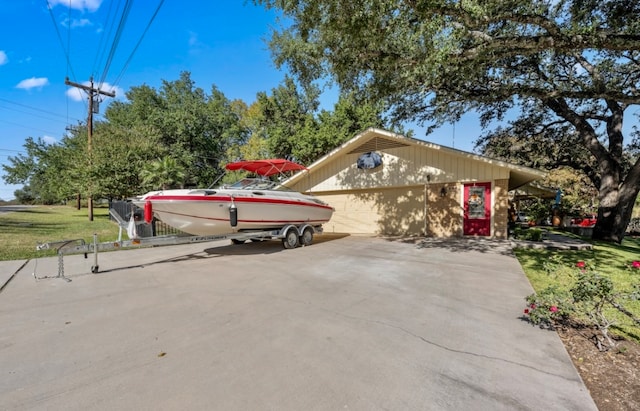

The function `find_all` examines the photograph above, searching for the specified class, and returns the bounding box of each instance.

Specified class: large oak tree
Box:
[255,0,640,242]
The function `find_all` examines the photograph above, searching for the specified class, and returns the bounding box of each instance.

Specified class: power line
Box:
[0,119,62,136]
[44,0,78,82]
[0,105,73,127]
[98,0,134,89]
[113,0,166,87]
[0,148,26,157]
[0,97,82,123]
[92,0,121,79]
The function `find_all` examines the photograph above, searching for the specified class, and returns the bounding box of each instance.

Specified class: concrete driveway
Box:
[0,235,596,410]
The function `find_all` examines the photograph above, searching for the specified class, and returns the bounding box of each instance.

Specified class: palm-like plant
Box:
[140,156,185,190]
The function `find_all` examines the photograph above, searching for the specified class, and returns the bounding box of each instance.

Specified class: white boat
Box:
[133,159,334,236]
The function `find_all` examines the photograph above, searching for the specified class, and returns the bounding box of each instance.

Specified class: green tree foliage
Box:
[108,71,248,187]
[139,156,186,190]
[256,76,321,164]
[3,70,393,203]
[90,122,164,198]
[2,135,82,204]
[256,76,388,165]
[254,0,640,242]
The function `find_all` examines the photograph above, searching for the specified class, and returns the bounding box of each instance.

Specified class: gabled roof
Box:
[286,128,546,191]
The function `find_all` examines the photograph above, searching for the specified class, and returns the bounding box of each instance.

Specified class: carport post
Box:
[424,175,431,236]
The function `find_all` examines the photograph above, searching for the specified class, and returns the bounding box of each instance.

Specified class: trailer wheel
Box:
[282,229,299,249]
[300,227,314,246]
[231,239,245,245]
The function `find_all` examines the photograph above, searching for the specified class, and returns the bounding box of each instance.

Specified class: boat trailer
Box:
[34,223,322,282]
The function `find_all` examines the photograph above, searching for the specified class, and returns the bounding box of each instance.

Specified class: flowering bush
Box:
[523,286,572,328]
[524,260,640,351]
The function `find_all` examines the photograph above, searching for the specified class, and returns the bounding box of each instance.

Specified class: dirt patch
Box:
[558,325,640,410]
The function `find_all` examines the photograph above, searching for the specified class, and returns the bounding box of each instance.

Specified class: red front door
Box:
[463,182,491,236]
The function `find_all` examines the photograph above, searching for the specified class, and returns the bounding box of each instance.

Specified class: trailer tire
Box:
[282,229,299,249]
[231,239,245,245]
[300,227,314,246]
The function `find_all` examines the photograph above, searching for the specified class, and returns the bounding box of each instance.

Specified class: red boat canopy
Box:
[224,159,307,177]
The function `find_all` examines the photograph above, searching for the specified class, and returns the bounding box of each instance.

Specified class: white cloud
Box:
[0,50,7,66]
[48,0,102,12]
[62,17,93,29]
[42,135,59,145]
[16,77,49,90]
[189,31,199,47]
[66,81,123,102]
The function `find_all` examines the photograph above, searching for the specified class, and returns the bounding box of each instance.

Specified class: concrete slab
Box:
[0,259,30,292]
[0,236,597,410]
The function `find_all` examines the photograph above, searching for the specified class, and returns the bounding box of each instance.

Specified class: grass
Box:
[0,205,120,261]
[515,233,640,343]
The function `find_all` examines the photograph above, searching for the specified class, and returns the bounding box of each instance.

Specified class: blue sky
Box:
[0,0,476,201]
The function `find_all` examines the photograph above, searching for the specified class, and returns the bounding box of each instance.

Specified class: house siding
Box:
[283,128,542,238]
[291,148,510,194]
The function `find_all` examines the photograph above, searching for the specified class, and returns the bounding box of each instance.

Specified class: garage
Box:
[286,128,545,239]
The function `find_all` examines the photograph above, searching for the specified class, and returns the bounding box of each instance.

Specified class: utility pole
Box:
[65,77,115,221]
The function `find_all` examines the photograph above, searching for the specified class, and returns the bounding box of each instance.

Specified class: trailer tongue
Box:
[34,223,322,282]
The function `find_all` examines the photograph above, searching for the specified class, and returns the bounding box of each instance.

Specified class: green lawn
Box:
[514,234,640,343]
[0,205,121,261]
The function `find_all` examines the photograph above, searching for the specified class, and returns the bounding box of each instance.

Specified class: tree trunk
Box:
[592,183,638,243]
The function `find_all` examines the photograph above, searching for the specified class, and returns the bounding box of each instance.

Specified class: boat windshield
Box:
[224,178,292,191]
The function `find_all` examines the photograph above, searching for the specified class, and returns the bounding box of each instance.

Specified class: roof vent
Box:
[347,136,409,154]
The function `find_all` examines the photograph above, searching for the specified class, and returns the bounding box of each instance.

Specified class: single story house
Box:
[285,128,546,239]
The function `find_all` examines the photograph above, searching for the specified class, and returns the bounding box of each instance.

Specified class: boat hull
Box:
[134,189,334,236]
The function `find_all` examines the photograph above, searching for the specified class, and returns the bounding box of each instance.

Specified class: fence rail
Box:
[109,200,185,238]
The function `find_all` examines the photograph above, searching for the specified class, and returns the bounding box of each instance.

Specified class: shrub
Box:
[514,227,544,242]
[524,261,640,351]
[523,286,573,328]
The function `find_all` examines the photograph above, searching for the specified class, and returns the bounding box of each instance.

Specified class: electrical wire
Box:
[98,0,134,90]
[44,0,78,82]
[0,98,82,122]
[0,105,77,126]
[0,119,61,136]
[92,0,121,80]
[113,0,166,87]
[66,0,71,79]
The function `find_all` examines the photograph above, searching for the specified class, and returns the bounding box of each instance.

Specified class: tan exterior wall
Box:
[317,179,510,238]
[286,133,521,239]
[318,186,425,236]
[492,179,510,239]
[292,147,511,194]
[425,182,463,237]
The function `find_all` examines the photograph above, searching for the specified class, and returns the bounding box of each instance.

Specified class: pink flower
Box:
[549,306,558,313]
[632,261,640,269]
[530,303,536,309]
[576,261,586,269]
[524,308,530,314]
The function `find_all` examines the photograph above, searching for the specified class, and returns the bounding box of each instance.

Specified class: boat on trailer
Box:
[133,159,334,241]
